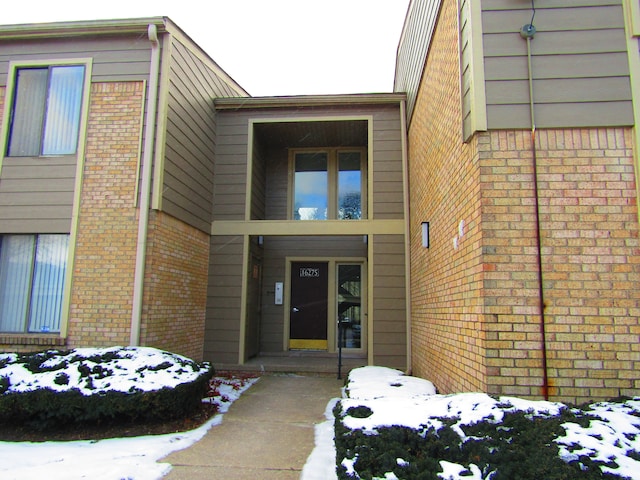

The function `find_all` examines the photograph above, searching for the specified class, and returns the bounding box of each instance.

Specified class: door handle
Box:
[292,307,300,312]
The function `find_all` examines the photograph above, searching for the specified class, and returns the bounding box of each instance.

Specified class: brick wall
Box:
[66,82,144,347]
[408,0,640,403]
[408,0,488,394]
[482,128,640,403]
[140,210,209,361]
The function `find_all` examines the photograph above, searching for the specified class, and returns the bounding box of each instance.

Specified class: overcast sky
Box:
[2,0,410,97]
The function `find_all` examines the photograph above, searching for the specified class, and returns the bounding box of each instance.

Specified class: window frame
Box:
[0,233,70,334]
[288,147,367,221]
[0,58,92,169]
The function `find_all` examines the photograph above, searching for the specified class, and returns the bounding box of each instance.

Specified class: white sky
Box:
[1,0,411,97]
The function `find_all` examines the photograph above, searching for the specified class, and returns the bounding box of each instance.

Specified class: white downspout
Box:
[130,24,161,346]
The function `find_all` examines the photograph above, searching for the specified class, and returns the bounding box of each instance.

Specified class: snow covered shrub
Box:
[0,346,214,430]
[334,367,639,480]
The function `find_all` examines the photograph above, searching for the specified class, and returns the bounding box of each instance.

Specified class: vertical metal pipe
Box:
[130,24,160,346]
[525,32,550,401]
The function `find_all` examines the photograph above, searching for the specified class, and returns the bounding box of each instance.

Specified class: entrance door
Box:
[289,261,328,350]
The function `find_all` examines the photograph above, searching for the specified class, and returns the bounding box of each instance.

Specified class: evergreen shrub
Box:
[0,347,214,430]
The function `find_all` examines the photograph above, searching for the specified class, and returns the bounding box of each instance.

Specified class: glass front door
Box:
[337,264,362,349]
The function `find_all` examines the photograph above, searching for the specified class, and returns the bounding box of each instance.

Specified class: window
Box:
[292,149,365,220]
[337,264,362,349]
[7,65,85,157]
[0,234,69,333]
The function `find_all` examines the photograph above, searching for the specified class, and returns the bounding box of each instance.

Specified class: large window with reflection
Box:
[291,148,365,220]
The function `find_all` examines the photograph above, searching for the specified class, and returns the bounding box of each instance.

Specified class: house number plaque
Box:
[299,267,320,278]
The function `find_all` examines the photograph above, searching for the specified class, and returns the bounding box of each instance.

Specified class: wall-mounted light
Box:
[421,222,430,248]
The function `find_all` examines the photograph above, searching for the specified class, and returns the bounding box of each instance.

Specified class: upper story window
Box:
[7,65,86,157]
[291,148,366,221]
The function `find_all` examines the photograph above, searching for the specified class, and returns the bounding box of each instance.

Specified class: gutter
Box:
[130,24,161,346]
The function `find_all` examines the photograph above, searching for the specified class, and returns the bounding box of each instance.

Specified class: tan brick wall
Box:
[140,211,209,361]
[67,82,144,348]
[409,1,640,403]
[482,128,640,403]
[408,0,488,394]
[480,130,548,400]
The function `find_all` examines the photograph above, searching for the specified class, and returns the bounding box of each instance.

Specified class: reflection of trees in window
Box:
[339,192,361,219]
[338,264,361,348]
[293,150,364,220]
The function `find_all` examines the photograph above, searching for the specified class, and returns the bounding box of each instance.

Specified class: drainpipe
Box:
[400,99,412,374]
[521,18,550,400]
[130,24,161,346]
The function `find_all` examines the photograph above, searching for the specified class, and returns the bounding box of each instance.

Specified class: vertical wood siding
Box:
[161,37,246,232]
[394,0,443,121]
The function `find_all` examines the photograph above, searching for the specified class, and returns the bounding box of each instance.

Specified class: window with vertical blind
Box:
[0,234,69,333]
[6,65,85,157]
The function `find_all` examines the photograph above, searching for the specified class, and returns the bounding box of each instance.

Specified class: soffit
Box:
[254,120,368,149]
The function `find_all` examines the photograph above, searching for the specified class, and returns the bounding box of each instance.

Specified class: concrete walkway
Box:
[161,374,343,480]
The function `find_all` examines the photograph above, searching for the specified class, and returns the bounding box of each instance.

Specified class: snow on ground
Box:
[0,347,258,480]
[2,356,640,480]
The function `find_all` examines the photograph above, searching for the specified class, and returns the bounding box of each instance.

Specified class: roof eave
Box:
[0,17,169,40]
[214,93,407,110]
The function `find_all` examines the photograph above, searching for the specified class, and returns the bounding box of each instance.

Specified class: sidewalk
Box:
[161,374,343,480]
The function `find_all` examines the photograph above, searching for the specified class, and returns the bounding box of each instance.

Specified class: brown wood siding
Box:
[372,234,407,369]
[204,235,244,364]
[482,0,634,129]
[213,113,249,221]
[394,0,443,120]
[162,37,227,232]
[215,104,405,222]
[0,35,154,233]
[460,0,475,140]
[260,236,367,353]
[0,156,75,233]
[372,108,405,219]
[0,36,152,85]
[250,134,266,220]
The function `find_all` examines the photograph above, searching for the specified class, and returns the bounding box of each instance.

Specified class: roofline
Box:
[0,17,170,39]
[0,16,250,97]
[214,93,407,110]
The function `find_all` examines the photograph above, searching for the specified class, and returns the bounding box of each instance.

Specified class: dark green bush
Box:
[0,348,214,431]
[334,403,626,480]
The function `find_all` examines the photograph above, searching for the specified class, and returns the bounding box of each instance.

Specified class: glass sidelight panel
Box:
[337,264,362,349]
[338,152,362,220]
